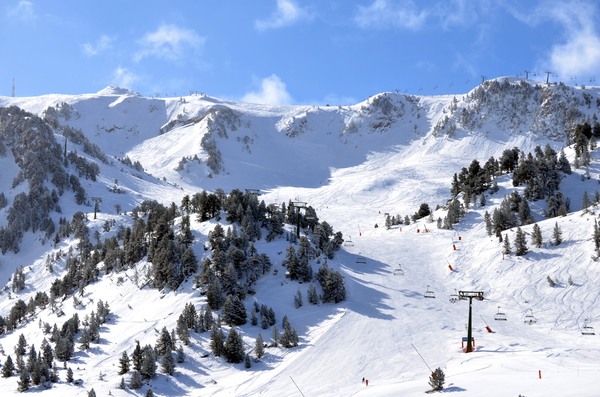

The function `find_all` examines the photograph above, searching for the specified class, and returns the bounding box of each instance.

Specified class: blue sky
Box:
[2,0,600,105]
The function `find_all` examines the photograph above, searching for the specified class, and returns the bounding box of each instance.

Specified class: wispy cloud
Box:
[134,24,205,63]
[255,0,313,31]
[111,67,140,88]
[509,0,600,78]
[242,75,294,105]
[355,0,429,30]
[354,0,497,31]
[82,35,114,57]
[7,1,36,23]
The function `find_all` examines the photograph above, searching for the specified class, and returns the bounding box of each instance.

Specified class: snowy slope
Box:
[1,77,600,396]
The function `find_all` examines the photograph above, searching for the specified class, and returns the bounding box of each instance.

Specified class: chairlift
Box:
[424,285,435,299]
[356,256,367,264]
[524,309,537,325]
[344,236,355,247]
[582,319,595,335]
[393,265,404,276]
[494,306,507,321]
[449,289,459,304]
[582,325,595,335]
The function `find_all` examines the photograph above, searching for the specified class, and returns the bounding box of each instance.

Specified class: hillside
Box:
[0,77,600,396]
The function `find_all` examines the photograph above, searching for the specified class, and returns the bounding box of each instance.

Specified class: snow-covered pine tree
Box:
[160,352,175,375]
[294,287,303,309]
[428,367,445,391]
[484,211,492,236]
[222,295,247,326]
[553,222,563,245]
[210,326,225,357]
[255,333,265,359]
[224,327,245,363]
[514,227,528,256]
[118,351,130,375]
[307,284,319,305]
[2,355,14,377]
[502,234,511,255]
[531,224,543,248]
[129,370,143,389]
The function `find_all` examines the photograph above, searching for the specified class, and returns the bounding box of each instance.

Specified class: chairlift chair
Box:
[424,285,435,299]
[356,256,367,264]
[582,320,595,335]
[494,306,507,321]
[449,291,459,304]
[344,236,355,247]
[582,325,595,335]
[393,265,404,276]
[524,309,537,325]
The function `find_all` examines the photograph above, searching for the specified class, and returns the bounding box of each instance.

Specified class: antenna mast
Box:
[11,78,15,97]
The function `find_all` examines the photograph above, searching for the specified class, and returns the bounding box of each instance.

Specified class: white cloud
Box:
[355,0,429,30]
[82,35,113,57]
[255,0,313,31]
[111,67,140,89]
[242,75,294,105]
[134,24,205,63]
[7,1,36,22]
[509,1,600,78]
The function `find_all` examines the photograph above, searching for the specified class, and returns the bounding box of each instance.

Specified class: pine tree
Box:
[294,288,303,309]
[160,352,175,375]
[145,389,154,397]
[553,222,563,245]
[66,367,74,383]
[132,341,143,371]
[129,370,143,389]
[222,295,247,326]
[502,234,511,255]
[120,376,126,389]
[210,327,225,357]
[140,345,157,379]
[531,224,543,248]
[2,355,14,377]
[176,344,185,363]
[250,309,258,326]
[224,328,245,363]
[428,367,445,391]
[118,351,130,375]
[483,211,492,236]
[17,367,30,392]
[582,191,592,213]
[255,333,265,359]
[307,284,319,305]
[271,325,280,347]
[156,327,173,357]
[15,333,27,358]
[88,388,96,397]
[245,353,252,368]
[514,227,528,256]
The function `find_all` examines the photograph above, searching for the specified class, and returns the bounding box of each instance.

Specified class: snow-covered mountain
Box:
[1,76,600,396]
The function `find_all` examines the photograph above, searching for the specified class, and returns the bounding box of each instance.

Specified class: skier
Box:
[366,380,369,386]
[362,377,365,383]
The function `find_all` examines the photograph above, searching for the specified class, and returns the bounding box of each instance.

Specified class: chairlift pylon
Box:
[524,309,537,325]
[424,285,435,299]
[494,306,507,321]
